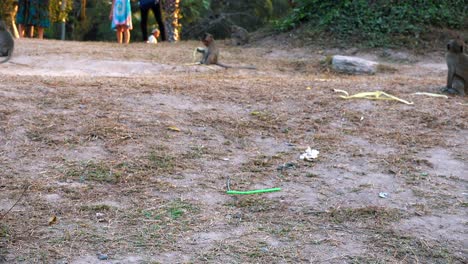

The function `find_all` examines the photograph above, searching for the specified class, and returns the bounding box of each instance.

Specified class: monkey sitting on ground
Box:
[230,25,249,46]
[0,20,14,64]
[196,33,256,69]
[442,38,467,96]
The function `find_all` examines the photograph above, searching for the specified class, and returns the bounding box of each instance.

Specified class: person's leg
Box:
[37,27,44,39]
[28,26,34,38]
[16,0,27,38]
[140,7,149,41]
[151,3,166,41]
[18,24,25,38]
[116,25,123,43]
[123,26,130,44]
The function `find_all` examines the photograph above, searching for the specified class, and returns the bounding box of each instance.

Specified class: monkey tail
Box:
[216,63,256,70]
[215,62,232,69]
[238,65,257,70]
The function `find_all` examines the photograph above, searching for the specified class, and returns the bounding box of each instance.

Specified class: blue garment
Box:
[111,0,133,30]
[16,0,50,28]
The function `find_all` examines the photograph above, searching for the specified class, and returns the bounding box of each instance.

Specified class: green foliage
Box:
[69,0,115,41]
[271,0,291,19]
[180,0,210,25]
[253,0,274,22]
[0,0,16,23]
[274,0,468,46]
[49,0,74,23]
[209,0,275,29]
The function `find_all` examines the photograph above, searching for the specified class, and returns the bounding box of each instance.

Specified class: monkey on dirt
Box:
[0,20,14,64]
[196,33,256,70]
[442,38,468,96]
[230,25,249,46]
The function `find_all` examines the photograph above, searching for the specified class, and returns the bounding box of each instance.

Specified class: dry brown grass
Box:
[0,38,466,263]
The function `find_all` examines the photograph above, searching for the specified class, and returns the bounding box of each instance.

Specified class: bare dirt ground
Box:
[0,38,467,263]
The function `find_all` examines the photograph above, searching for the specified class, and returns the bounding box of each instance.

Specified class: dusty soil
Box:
[0,38,467,263]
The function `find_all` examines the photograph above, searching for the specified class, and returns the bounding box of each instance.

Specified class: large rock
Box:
[332,55,378,75]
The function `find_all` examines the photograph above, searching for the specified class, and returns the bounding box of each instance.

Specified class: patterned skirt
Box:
[111,0,133,30]
[16,0,50,28]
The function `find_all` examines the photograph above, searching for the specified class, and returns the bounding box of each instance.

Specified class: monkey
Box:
[197,33,218,65]
[230,25,249,46]
[442,38,468,96]
[0,20,14,64]
[196,33,256,70]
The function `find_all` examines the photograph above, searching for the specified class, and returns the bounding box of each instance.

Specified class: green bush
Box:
[274,0,468,46]
[0,0,16,25]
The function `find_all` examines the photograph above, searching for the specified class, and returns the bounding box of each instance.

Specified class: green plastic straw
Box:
[226,188,281,195]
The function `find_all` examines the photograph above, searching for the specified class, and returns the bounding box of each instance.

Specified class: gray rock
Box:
[97,253,108,260]
[332,55,378,75]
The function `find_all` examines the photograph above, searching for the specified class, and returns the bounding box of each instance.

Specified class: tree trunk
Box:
[81,0,86,20]
[163,0,180,42]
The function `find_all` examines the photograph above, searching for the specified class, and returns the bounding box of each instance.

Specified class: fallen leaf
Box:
[167,126,181,132]
[48,215,57,225]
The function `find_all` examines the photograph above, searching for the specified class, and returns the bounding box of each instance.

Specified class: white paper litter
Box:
[300,147,319,161]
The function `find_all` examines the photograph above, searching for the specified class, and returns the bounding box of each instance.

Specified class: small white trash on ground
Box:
[300,147,319,161]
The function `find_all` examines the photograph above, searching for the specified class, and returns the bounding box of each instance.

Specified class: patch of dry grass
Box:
[0,39,466,263]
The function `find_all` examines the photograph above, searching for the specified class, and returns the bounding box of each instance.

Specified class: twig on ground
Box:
[0,184,29,220]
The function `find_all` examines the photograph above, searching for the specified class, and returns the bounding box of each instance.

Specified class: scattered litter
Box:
[96,213,107,222]
[360,116,364,121]
[226,188,282,195]
[97,253,108,261]
[334,89,414,105]
[286,142,295,147]
[250,111,261,116]
[167,126,181,132]
[300,147,319,161]
[413,92,448,99]
[277,162,296,171]
[306,87,312,90]
[48,215,57,225]
[226,176,281,195]
[334,89,349,95]
[378,192,389,198]
[420,172,428,177]
[222,158,230,161]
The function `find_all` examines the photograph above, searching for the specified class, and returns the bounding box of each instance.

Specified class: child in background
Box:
[147,28,160,44]
[109,0,133,44]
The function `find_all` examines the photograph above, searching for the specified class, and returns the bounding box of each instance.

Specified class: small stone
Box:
[332,55,378,75]
[97,253,108,260]
[260,247,269,253]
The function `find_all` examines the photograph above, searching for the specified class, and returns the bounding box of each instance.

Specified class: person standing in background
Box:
[16,0,50,39]
[16,0,30,38]
[139,0,166,42]
[110,0,133,44]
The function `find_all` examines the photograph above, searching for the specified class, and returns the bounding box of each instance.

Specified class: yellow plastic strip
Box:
[334,90,414,105]
[413,92,448,99]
